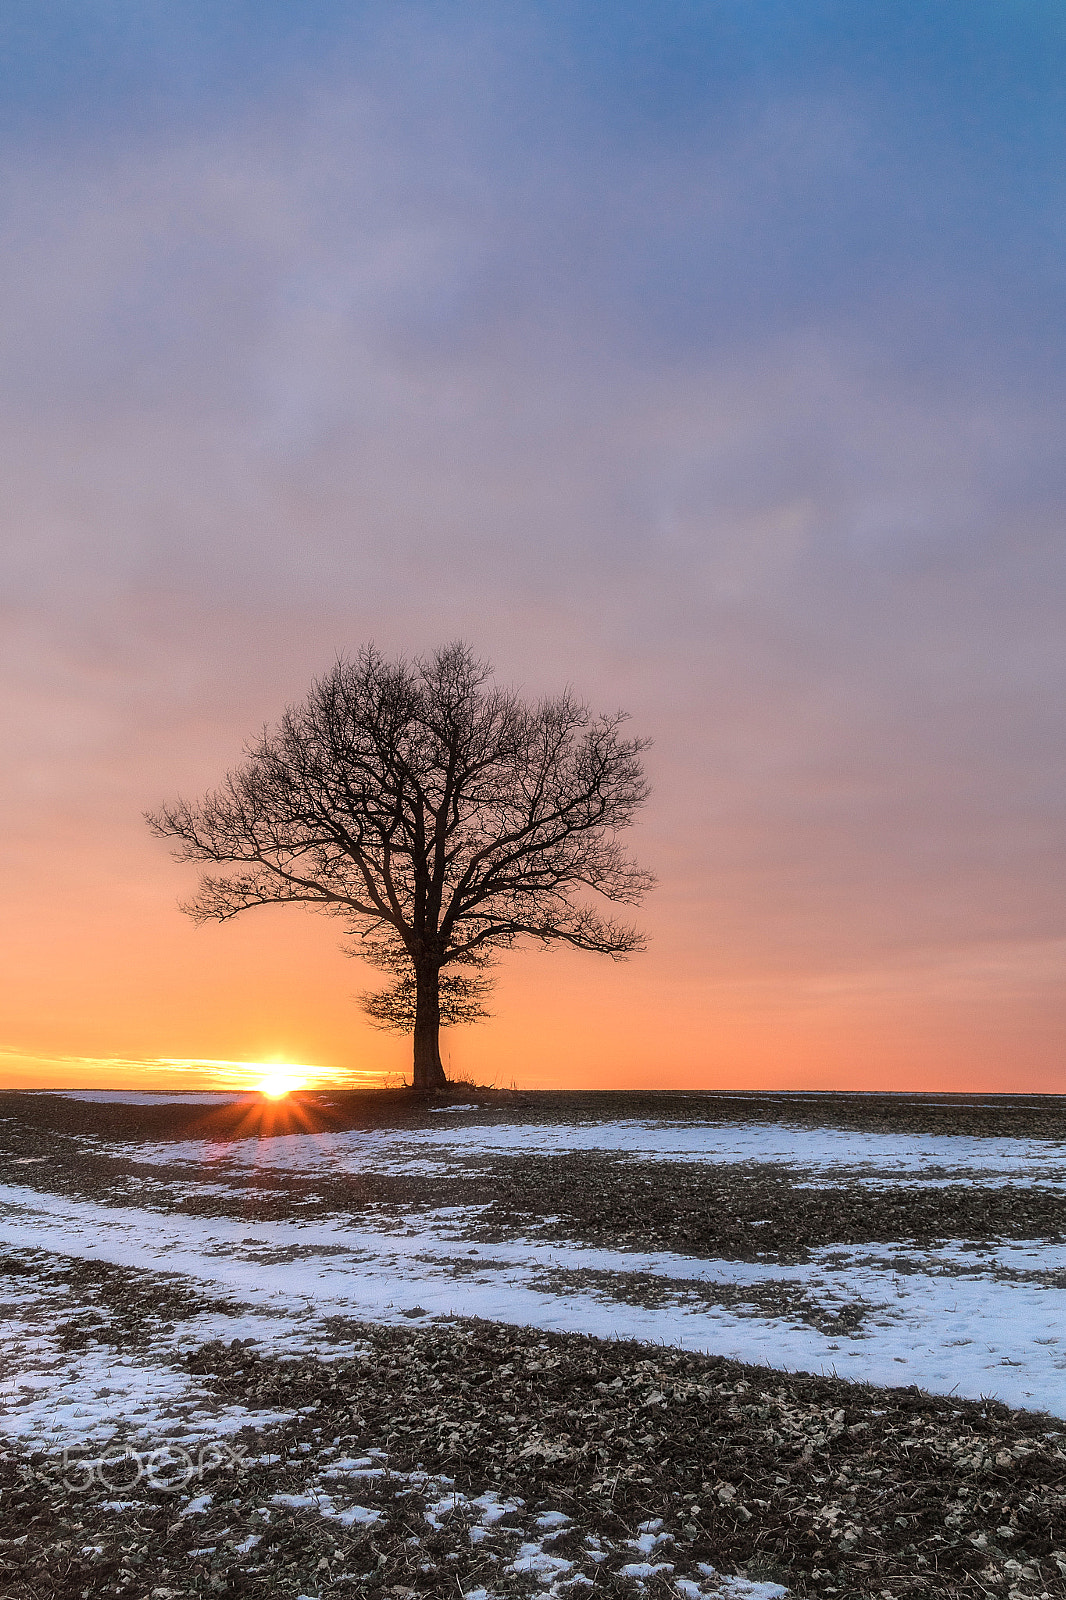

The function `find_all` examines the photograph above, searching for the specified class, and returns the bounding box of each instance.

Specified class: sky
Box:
[2,1,1066,1094]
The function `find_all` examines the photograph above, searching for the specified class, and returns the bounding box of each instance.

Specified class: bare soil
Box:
[1,1089,1064,1599]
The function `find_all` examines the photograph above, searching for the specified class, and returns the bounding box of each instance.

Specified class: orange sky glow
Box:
[3,9,1066,1097]
[4,858,1064,1093]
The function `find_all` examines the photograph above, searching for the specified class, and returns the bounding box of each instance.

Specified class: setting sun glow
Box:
[257,1069,307,1100]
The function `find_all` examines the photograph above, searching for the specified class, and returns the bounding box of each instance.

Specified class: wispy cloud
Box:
[0,1049,379,1092]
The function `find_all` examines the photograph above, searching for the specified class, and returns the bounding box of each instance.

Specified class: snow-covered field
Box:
[4,1106,1063,1416]
[126,1110,1066,1180]
[1,1090,1064,1598]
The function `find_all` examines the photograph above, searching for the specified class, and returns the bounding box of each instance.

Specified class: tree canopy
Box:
[148,643,654,1088]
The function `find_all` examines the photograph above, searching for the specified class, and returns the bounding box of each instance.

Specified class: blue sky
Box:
[2,2,1065,1087]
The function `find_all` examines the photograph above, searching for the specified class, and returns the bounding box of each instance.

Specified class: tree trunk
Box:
[412,964,448,1090]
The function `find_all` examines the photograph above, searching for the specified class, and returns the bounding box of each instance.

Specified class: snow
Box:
[2,1103,1065,1416]
[32,1092,251,1106]
[0,1106,1063,1506]
[0,1179,1061,1416]
[512,1542,574,1579]
[0,1335,293,1454]
[0,1201,1063,1416]
[125,1114,1066,1184]
[629,1524,672,1555]
[271,1491,381,1525]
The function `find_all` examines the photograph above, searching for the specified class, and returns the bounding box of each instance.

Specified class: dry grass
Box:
[1,1313,1064,1598]
[1,1089,1064,1598]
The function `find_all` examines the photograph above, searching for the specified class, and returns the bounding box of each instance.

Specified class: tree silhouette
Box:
[148,643,654,1090]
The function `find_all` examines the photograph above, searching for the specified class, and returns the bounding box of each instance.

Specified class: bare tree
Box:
[147,643,654,1090]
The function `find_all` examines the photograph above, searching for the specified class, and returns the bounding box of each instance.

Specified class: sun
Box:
[257,1068,308,1100]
